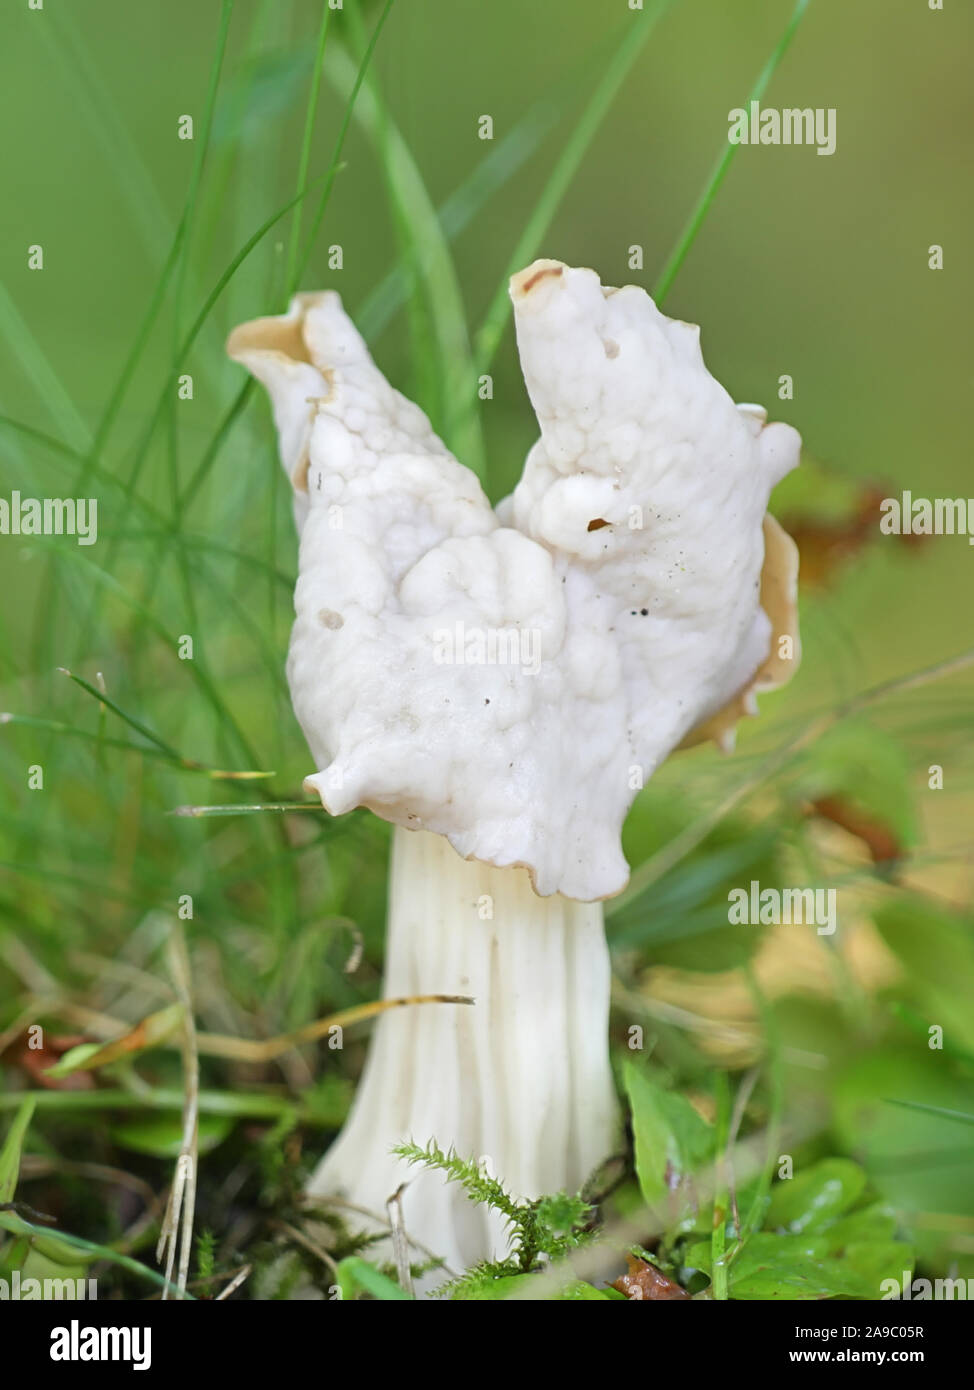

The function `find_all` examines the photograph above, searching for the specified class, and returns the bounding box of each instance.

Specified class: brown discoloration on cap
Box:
[587,518,610,532]
[292,454,311,493]
[520,264,564,295]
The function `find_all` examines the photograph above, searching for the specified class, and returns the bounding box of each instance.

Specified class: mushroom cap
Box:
[228,262,801,900]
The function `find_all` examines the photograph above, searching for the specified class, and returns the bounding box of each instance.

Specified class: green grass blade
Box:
[336,1255,412,1301]
[326,34,485,474]
[1,714,272,781]
[175,7,395,518]
[177,379,254,515]
[0,1213,195,1298]
[353,21,637,347]
[47,545,262,769]
[0,415,167,525]
[0,1098,36,1203]
[0,286,90,450]
[0,1088,344,1126]
[710,1071,731,1300]
[653,0,811,306]
[354,92,559,344]
[887,1101,974,1128]
[290,0,396,296]
[35,7,173,267]
[473,0,674,373]
[121,170,335,511]
[57,668,186,762]
[170,0,235,343]
[171,801,324,819]
[285,3,334,294]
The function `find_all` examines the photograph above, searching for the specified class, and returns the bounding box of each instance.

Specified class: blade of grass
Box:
[0,1098,36,1203]
[887,1101,974,1128]
[163,3,397,660]
[710,1071,731,1300]
[0,1089,345,1125]
[163,1,235,717]
[76,0,235,484]
[0,712,271,779]
[171,0,235,349]
[326,30,485,473]
[23,3,237,814]
[354,89,562,342]
[0,286,90,451]
[36,8,173,271]
[61,2,235,695]
[47,547,263,770]
[473,0,674,374]
[268,3,335,659]
[177,379,254,515]
[178,12,582,517]
[83,526,294,592]
[334,25,442,451]
[0,1213,195,1299]
[117,167,337,517]
[0,415,164,526]
[171,801,325,818]
[285,2,334,293]
[195,0,294,290]
[735,968,784,1251]
[653,0,811,306]
[290,0,396,296]
[56,667,274,779]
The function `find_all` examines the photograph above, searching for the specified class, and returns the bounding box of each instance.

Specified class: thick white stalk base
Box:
[308,827,618,1283]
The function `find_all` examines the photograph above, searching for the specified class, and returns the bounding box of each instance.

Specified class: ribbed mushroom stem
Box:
[308,826,618,1283]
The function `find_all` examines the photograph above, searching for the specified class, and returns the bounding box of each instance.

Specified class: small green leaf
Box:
[44,1004,185,1077]
[687,1229,908,1301]
[43,1043,105,1078]
[688,1235,846,1300]
[765,1158,867,1233]
[819,1203,898,1248]
[0,1210,98,1267]
[888,1099,974,1127]
[335,1256,411,1301]
[624,1062,714,1228]
[108,1113,231,1158]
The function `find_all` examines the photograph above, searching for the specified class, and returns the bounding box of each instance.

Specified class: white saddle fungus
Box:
[228,260,800,1286]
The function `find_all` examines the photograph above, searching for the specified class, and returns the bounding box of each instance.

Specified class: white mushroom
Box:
[227,260,800,1284]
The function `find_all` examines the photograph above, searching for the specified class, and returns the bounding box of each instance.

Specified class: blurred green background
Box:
[0,0,972,1298]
